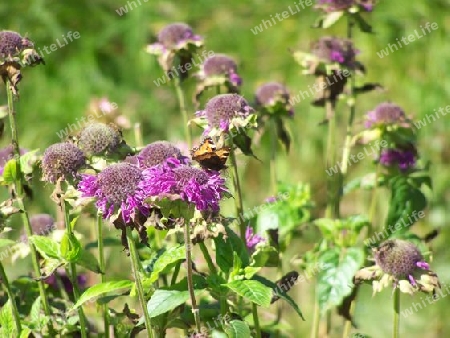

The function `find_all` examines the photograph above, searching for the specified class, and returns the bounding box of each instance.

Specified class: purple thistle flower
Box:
[140,163,228,212]
[147,22,203,55]
[254,82,294,117]
[311,37,359,69]
[195,94,255,134]
[245,226,266,251]
[200,54,242,87]
[78,162,149,223]
[41,143,86,184]
[125,141,189,169]
[379,147,417,171]
[374,239,430,286]
[365,102,409,128]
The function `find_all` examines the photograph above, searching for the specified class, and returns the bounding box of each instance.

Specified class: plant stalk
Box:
[126,228,153,337]
[393,287,400,338]
[174,77,191,148]
[97,213,110,338]
[184,220,201,333]
[0,262,21,334]
[5,79,54,334]
[252,303,262,338]
[228,144,245,240]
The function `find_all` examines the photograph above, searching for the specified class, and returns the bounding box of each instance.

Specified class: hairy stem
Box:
[0,262,21,334]
[5,79,54,334]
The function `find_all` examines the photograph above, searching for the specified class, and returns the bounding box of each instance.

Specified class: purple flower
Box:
[374,239,430,286]
[379,147,416,171]
[311,37,359,69]
[195,94,256,135]
[254,82,294,117]
[44,268,87,294]
[78,162,149,223]
[41,143,86,184]
[125,141,189,169]
[315,0,375,12]
[365,102,409,128]
[199,54,242,87]
[140,162,228,212]
[245,226,266,251]
[0,145,26,175]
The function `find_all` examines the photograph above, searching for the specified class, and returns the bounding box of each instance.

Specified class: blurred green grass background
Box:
[1,0,450,337]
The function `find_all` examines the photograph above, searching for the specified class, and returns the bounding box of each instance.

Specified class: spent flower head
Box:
[78,162,149,223]
[355,239,440,295]
[254,82,294,117]
[41,143,86,184]
[0,31,44,95]
[147,22,203,73]
[78,123,122,157]
[194,93,257,136]
[311,37,359,69]
[365,102,411,129]
[141,161,228,212]
[126,141,189,169]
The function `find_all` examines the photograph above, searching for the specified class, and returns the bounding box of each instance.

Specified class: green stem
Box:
[174,77,191,148]
[97,213,110,338]
[170,261,181,286]
[325,101,339,219]
[134,123,144,148]
[229,144,245,240]
[184,220,202,333]
[393,288,400,338]
[126,228,153,337]
[62,201,88,338]
[198,242,217,275]
[269,119,278,195]
[310,299,320,338]
[252,303,262,338]
[5,79,54,334]
[0,262,21,334]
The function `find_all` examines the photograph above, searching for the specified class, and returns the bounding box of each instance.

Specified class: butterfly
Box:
[191,137,230,171]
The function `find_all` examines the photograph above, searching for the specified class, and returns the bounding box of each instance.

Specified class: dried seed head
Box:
[78,123,122,156]
[41,143,85,183]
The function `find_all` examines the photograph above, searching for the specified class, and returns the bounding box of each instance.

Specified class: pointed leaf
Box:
[317,247,364,313]
[147,289,193,318]
[148,245,185,283]
[224,320,251,338]
[60,231,82,262]
[77,249,102,273]
[226,280,272,307]
[2,159,17,185]
[72,280,133,310]
[0,239,15,249]
[29,235,60,259]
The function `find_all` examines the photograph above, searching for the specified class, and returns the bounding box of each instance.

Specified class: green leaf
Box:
[250,246,279,267]
[243,267,261,280]
[19,328,32,338]
[322,11,345,28]
[77,249,102,273]
[2,159,17,185]
[147,245,185,284]
[60,231,82,262]
[214,228,249,273]
[317,247,364,313]
[0,239,15,249]
[0,300,15,336]
[224,320,251,338]
[147,289,193,318]
[30,296,41,325]
[29,235,60,259]
[353,12,373,33]
[19,149,39,174]
[72,280,133,310]
[226,280,272,307]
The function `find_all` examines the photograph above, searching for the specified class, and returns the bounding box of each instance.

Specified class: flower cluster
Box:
[254,82,294,117]
[140,160,228,212]
[126,141,189,169]
[355,239,440,295]
[245,226,266,251]
[194,93,257,136]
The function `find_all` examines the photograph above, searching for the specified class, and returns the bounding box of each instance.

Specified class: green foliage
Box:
[72,280,133,310]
